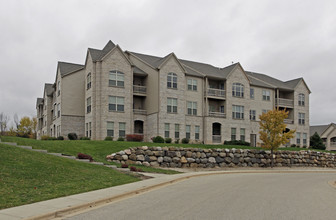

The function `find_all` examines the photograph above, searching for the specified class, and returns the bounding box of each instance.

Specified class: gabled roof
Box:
[88,40,116,61]
[245,71,295,90]
[133,66,147,76]
[36,98,43,108]
[44,83,54,97]
[58,62,84,77]
[310,123,335,136]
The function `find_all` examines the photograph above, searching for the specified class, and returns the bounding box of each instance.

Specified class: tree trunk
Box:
[271,149,274,168]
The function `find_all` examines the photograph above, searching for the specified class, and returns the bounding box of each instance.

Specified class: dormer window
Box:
[167,73,177,89]
[232,83,244,98]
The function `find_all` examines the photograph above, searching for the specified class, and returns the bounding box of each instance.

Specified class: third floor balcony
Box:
[276,98,294,108]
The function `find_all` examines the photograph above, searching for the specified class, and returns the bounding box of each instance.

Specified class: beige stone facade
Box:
[36,40,311,147]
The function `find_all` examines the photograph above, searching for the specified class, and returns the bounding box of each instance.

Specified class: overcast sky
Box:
[0,0,335,126]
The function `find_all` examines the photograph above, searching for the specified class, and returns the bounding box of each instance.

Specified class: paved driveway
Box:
[65,172,336,220]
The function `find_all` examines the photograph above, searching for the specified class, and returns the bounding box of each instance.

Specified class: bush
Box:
[77,153,93,161]
[57,136,64,140]
[126,134,144,142]
[165,138,172,143]
[174,139,180,144]
[104,136,113,141]
[41,135,50,140]
[181,138,189,144]
[152,136,164,143]
[48,137,57,140]
[130,166,143,172]
[224,140,250,146]
[310,132,326,150]
[290,144,297,148]
[68,133,78,140]
[121,164,129,168]
[80,137,90,140]
[117,137,125,141]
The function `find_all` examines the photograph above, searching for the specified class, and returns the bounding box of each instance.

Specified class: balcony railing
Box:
[208,111,226,118]
[284,119,294,124]
[276,98,294,108]
[207,88,226,98]
[212,135,222,143]
[133,85,146,94]
[133,109,147,115]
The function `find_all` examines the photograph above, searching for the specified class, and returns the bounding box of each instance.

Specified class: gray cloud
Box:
[0,0,335,126]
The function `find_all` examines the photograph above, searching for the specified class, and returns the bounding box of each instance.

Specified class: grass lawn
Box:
[0,143,140,210]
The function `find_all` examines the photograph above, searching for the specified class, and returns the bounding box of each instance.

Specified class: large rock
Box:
[136,155,145,161]
[157,157,163,163]
[209,157,216,163]
[121,155,128,161]
[215,156,225,163]
[181,156,187,163]
[124,149,131,155]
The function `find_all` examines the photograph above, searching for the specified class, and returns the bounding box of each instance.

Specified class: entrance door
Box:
[134,120,144,134]
[212,123,221,143]
[250,134,256,147]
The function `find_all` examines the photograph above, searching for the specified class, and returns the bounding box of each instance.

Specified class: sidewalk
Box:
[1,169,336,220]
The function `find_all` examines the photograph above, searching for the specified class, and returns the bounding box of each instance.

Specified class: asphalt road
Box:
[64,172,336,220]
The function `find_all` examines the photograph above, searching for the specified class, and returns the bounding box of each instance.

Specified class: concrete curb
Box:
[19,169,336,220]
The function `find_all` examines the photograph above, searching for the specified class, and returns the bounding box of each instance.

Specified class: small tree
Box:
[17,117,33,138]
[0,112,10,135]
[310,132,326,150]
[259,108,295,167]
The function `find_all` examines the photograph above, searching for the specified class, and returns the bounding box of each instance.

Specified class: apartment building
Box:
[36,40,311,147]
[310,123,336,150]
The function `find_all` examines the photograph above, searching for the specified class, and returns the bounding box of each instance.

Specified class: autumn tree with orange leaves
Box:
[259,108,295,167]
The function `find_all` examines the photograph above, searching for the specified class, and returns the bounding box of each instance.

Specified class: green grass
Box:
[0,143,139,209]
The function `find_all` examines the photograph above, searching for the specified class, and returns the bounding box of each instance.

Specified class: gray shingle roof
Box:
[88,40,116,61]
[58,62,84,77]
[246,71,296,90]
[310,124,330,136]
[133,66,147,76]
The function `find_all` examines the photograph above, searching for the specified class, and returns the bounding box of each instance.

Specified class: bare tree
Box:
[14,113,19,129]
[0,112,10,135]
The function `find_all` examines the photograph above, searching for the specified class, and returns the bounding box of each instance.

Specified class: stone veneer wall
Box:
[107,146,336,168]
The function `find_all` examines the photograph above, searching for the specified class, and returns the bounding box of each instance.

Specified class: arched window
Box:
[109,70,124,87]
[232,83,244,97]
[167,73,177,89]
[87,73,91,90]
[298,93,305,106]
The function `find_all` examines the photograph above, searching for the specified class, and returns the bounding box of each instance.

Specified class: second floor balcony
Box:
[133,85,146,95]
[206,88,226,99]
[276,98,294,108]
[284,118,294,124]
[133,109,147,115]
[208,111,226,118]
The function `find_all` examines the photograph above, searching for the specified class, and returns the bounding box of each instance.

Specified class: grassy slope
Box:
[0,143,139,209]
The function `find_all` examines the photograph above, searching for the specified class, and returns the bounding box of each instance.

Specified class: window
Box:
[164,123,170,138]
[187,79,197,91]
[298,113,305,125]
[298,93,305,106]
[195,126,200,140]
[303,133,307,145]
[187,101,197,115]
[297,132,301,145]
[262,90,270,101]
[232,83,244,97]
[109,70,124,87]
[107,122,114,137]
[57,103,60,118]
[250,110,256,121]
[167,73,177,89]
[89,122,91,137]
[87,73,91,90]
[240,128,245,141]
[175,124,180,139]
[86,123,88,137]
[262,109,268,114]
[86,97,91,113]
[167,98,177,113]
[250,88,254,99]
[232,105,244,119]
[119,122,126,137]
[220,105,225,113]
[109,96,124,112]
[57,81,60,96]
[231,128,236,141]
[186,125,191,139]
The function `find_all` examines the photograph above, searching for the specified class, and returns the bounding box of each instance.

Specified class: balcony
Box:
[212,135,222,143]
[133,85,146,95]
[133,109,147,115]
[206,88,226,99]
[284,119,294,124]
[276,98,294,108]
[208,111,226,118]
